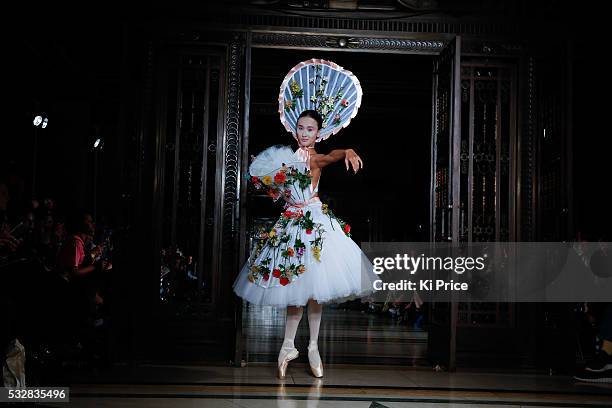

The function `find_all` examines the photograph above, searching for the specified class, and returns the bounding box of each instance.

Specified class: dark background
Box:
[2,2,609,238]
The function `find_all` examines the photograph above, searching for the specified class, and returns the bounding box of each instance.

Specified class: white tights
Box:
[279,299,322,364]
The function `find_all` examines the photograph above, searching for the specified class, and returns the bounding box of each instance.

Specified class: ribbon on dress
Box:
[295,147,316,194]
[295,146,310,167]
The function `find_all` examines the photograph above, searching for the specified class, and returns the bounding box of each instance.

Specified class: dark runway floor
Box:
[43,363,612,408]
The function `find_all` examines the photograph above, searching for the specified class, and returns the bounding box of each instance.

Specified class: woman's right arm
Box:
[313,148,363,173]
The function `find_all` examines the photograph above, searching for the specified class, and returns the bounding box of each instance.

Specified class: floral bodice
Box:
[249,145,318,207]
[245,145,351,286]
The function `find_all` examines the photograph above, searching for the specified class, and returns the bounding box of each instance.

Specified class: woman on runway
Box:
[233,58,377,379]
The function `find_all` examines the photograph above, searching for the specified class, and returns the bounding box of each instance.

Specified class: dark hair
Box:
[298,109,323,130]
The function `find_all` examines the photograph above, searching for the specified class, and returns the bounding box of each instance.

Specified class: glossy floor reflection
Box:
[243,304,428,365]
[42,380,612,408]
[41,364,612,408]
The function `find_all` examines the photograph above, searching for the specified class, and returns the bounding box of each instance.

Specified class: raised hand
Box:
[344,149,363,173]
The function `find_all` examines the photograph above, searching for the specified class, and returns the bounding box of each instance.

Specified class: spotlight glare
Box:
[33,115,42,126]
[93,138,101,148]
[41,118,48,128]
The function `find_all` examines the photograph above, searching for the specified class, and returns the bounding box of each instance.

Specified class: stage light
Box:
[33,114,48,128]
[93,137,104,151]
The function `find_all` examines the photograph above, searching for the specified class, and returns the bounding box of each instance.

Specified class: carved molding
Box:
[522,56,535,241]
[252,32,446,52]
[206,11,517,36]
[222,35,244,271]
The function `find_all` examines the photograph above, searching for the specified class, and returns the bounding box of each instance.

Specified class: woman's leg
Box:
[278,305,303,378]
[282,305,303,349]
[307,298,322,346]
[307,299,323,376]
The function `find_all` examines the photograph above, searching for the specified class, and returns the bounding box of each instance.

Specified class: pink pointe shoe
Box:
[308,343,323,378]
[278,347,299,379]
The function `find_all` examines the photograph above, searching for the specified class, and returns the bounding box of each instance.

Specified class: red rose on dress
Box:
[343,224,351,234]
[262,273,269,281]
[306,229,312,234]
[279,277,290,286]
[274,172,287,184]
[251,176,259,183]
[272,269,281,278]
[283,210,294,218]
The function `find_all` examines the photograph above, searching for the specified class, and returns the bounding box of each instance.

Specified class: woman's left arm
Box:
[313,149,363,173]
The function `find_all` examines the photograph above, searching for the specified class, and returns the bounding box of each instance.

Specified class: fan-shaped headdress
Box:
[278,58,363,143]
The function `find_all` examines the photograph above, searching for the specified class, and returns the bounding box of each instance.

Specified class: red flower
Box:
[341,98,349,107]
[343,224,351,234]
[274,172,287,184]
[287,247,295,257]
[279,277,290,286]
[262,273,270,281]
[283,210,294,218]
[272,269,281,278]
[251,176,259,183]
[306,229,312,235]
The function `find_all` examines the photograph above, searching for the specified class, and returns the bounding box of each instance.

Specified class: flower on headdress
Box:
[262,273,270,281]
[289,79,303,97]
[287,247,295,257]
[343,224,351,235]
[333,113,341,125]
[272,268,281,278]
[322,204,329,214]
[279,277,290,286]
[262,175,272,186]
[268,228,277,238]
[285,99,293,111]
[310,95,317,103]
[297,265,306,274]
[341,98,349,107]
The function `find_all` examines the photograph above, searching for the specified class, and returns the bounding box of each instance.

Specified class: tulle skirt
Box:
[232,200,377,307]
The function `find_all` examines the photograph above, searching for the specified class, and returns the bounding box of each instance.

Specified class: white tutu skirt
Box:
[232,200,378,307]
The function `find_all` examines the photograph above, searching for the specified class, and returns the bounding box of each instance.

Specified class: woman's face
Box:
[296,116,319,148]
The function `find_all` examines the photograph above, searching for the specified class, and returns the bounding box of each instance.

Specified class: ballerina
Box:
[232,59,378,379]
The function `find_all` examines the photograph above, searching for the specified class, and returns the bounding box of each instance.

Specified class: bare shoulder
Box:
[309,153,325,168]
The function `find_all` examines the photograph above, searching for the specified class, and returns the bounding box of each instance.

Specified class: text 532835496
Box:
[1,388,69,402]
